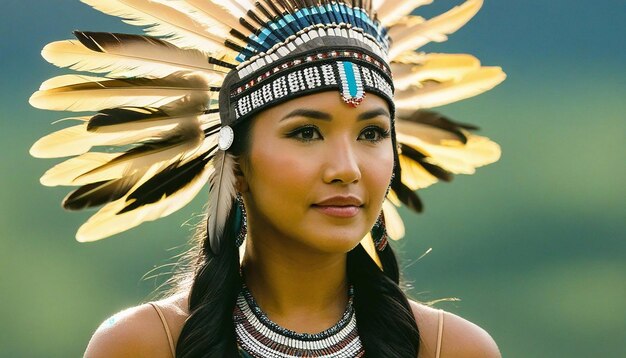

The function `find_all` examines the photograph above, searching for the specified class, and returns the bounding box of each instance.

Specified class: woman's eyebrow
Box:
[357,108,391,120]
[280,109,331,121]
[281,108,390,121]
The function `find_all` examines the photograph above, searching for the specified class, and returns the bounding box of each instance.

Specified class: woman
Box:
[30,0,505,356]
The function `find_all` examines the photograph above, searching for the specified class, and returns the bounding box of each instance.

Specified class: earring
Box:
[233,193,247,247]
[371,211,388,251]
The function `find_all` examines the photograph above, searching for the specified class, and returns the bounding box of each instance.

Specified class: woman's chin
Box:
[302,229,368,254]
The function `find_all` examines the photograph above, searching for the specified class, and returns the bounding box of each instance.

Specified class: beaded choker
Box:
[233,283,364,358]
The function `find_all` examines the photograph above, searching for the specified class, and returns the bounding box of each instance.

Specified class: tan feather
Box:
[183,0,249,35]
[397,128,501,176]
[80,0,237,54]
[382,199,405,240]
[42,36,227,80]
[75,162,214,242]
[398,154,439,191]
[73,120,205,185]
[394,66,506,112]
[40,152,122,187]
[30,110,219,159]
[376,0,433,26]
[37,74,103,90]
[360,233,383,270]
[392,53,481,90]
[30,120,181,159]
[29,73,217,112]
[387,0,483,59]
[207,150,238,255]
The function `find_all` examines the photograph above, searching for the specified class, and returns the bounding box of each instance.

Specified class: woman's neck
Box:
[240,235,350,333]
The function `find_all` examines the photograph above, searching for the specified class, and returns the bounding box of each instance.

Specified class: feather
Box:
[41,126,216,187]
[87,108,219,132]
[360,232,384,270]
[399,109,477,144]
[390,180,423,213]
[40,152,121,186]
[29,73,218,112]
[80,0,237,54]
[42,32,228,80]
[62,173,142,210]
[400,143,452,180]
[75,160,214,242]
[394,66,506,112]
[207,150,238,255]
[397,127,501,175]
[382,199,405,240]
[387,0,483,58]
[119,152,214,213]
[398,154,438,192]
[74,120,205,184]
[30,120,180,158]
[392,53,481,91]
[183,0,249,35]
[376,0,433,26]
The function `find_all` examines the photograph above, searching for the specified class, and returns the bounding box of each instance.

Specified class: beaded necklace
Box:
[233,283,364,358]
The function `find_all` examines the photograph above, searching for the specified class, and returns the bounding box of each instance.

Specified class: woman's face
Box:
[241,91,394,254]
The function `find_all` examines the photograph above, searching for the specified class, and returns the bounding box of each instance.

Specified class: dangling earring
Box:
[371,211,388,251]
[233,193,247,247]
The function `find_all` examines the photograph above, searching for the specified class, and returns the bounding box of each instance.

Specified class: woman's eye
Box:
[288,126,322,141]
[359,126,390,142]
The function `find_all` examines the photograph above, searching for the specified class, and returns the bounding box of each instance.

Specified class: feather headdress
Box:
[30,0,505,259]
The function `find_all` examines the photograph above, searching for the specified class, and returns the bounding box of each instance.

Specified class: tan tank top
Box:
[149,303,444,358]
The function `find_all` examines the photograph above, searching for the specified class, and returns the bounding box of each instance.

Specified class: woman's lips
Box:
[312,205,361,218]
[312,195,363,218]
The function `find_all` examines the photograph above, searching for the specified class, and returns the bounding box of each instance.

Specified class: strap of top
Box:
[148,302,176,358]
[435,309,444,358]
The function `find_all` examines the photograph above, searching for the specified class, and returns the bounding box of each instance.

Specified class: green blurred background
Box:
[1,0,624,357]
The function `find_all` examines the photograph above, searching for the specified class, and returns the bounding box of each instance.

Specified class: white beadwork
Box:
[234,284,364,358]
[321,64,337,86]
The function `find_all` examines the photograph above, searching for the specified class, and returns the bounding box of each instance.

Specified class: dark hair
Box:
[175,115,420,357]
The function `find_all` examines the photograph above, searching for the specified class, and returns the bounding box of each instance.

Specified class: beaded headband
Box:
[30,0,505,264]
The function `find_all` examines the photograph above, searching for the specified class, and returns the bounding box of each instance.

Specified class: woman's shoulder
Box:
[409,300,501,358]
[84,293,189,358]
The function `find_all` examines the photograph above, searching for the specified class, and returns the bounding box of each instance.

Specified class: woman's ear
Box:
[234,158,249,193]
[236,174,249,193]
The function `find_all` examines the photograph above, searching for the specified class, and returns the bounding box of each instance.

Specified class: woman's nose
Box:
[322,138,361,184]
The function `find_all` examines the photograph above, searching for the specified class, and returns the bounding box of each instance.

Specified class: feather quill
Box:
[207,150,238,255]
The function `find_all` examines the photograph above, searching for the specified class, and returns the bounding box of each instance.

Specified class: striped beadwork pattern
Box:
[234,284,364,358]
[232,60,393,120]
